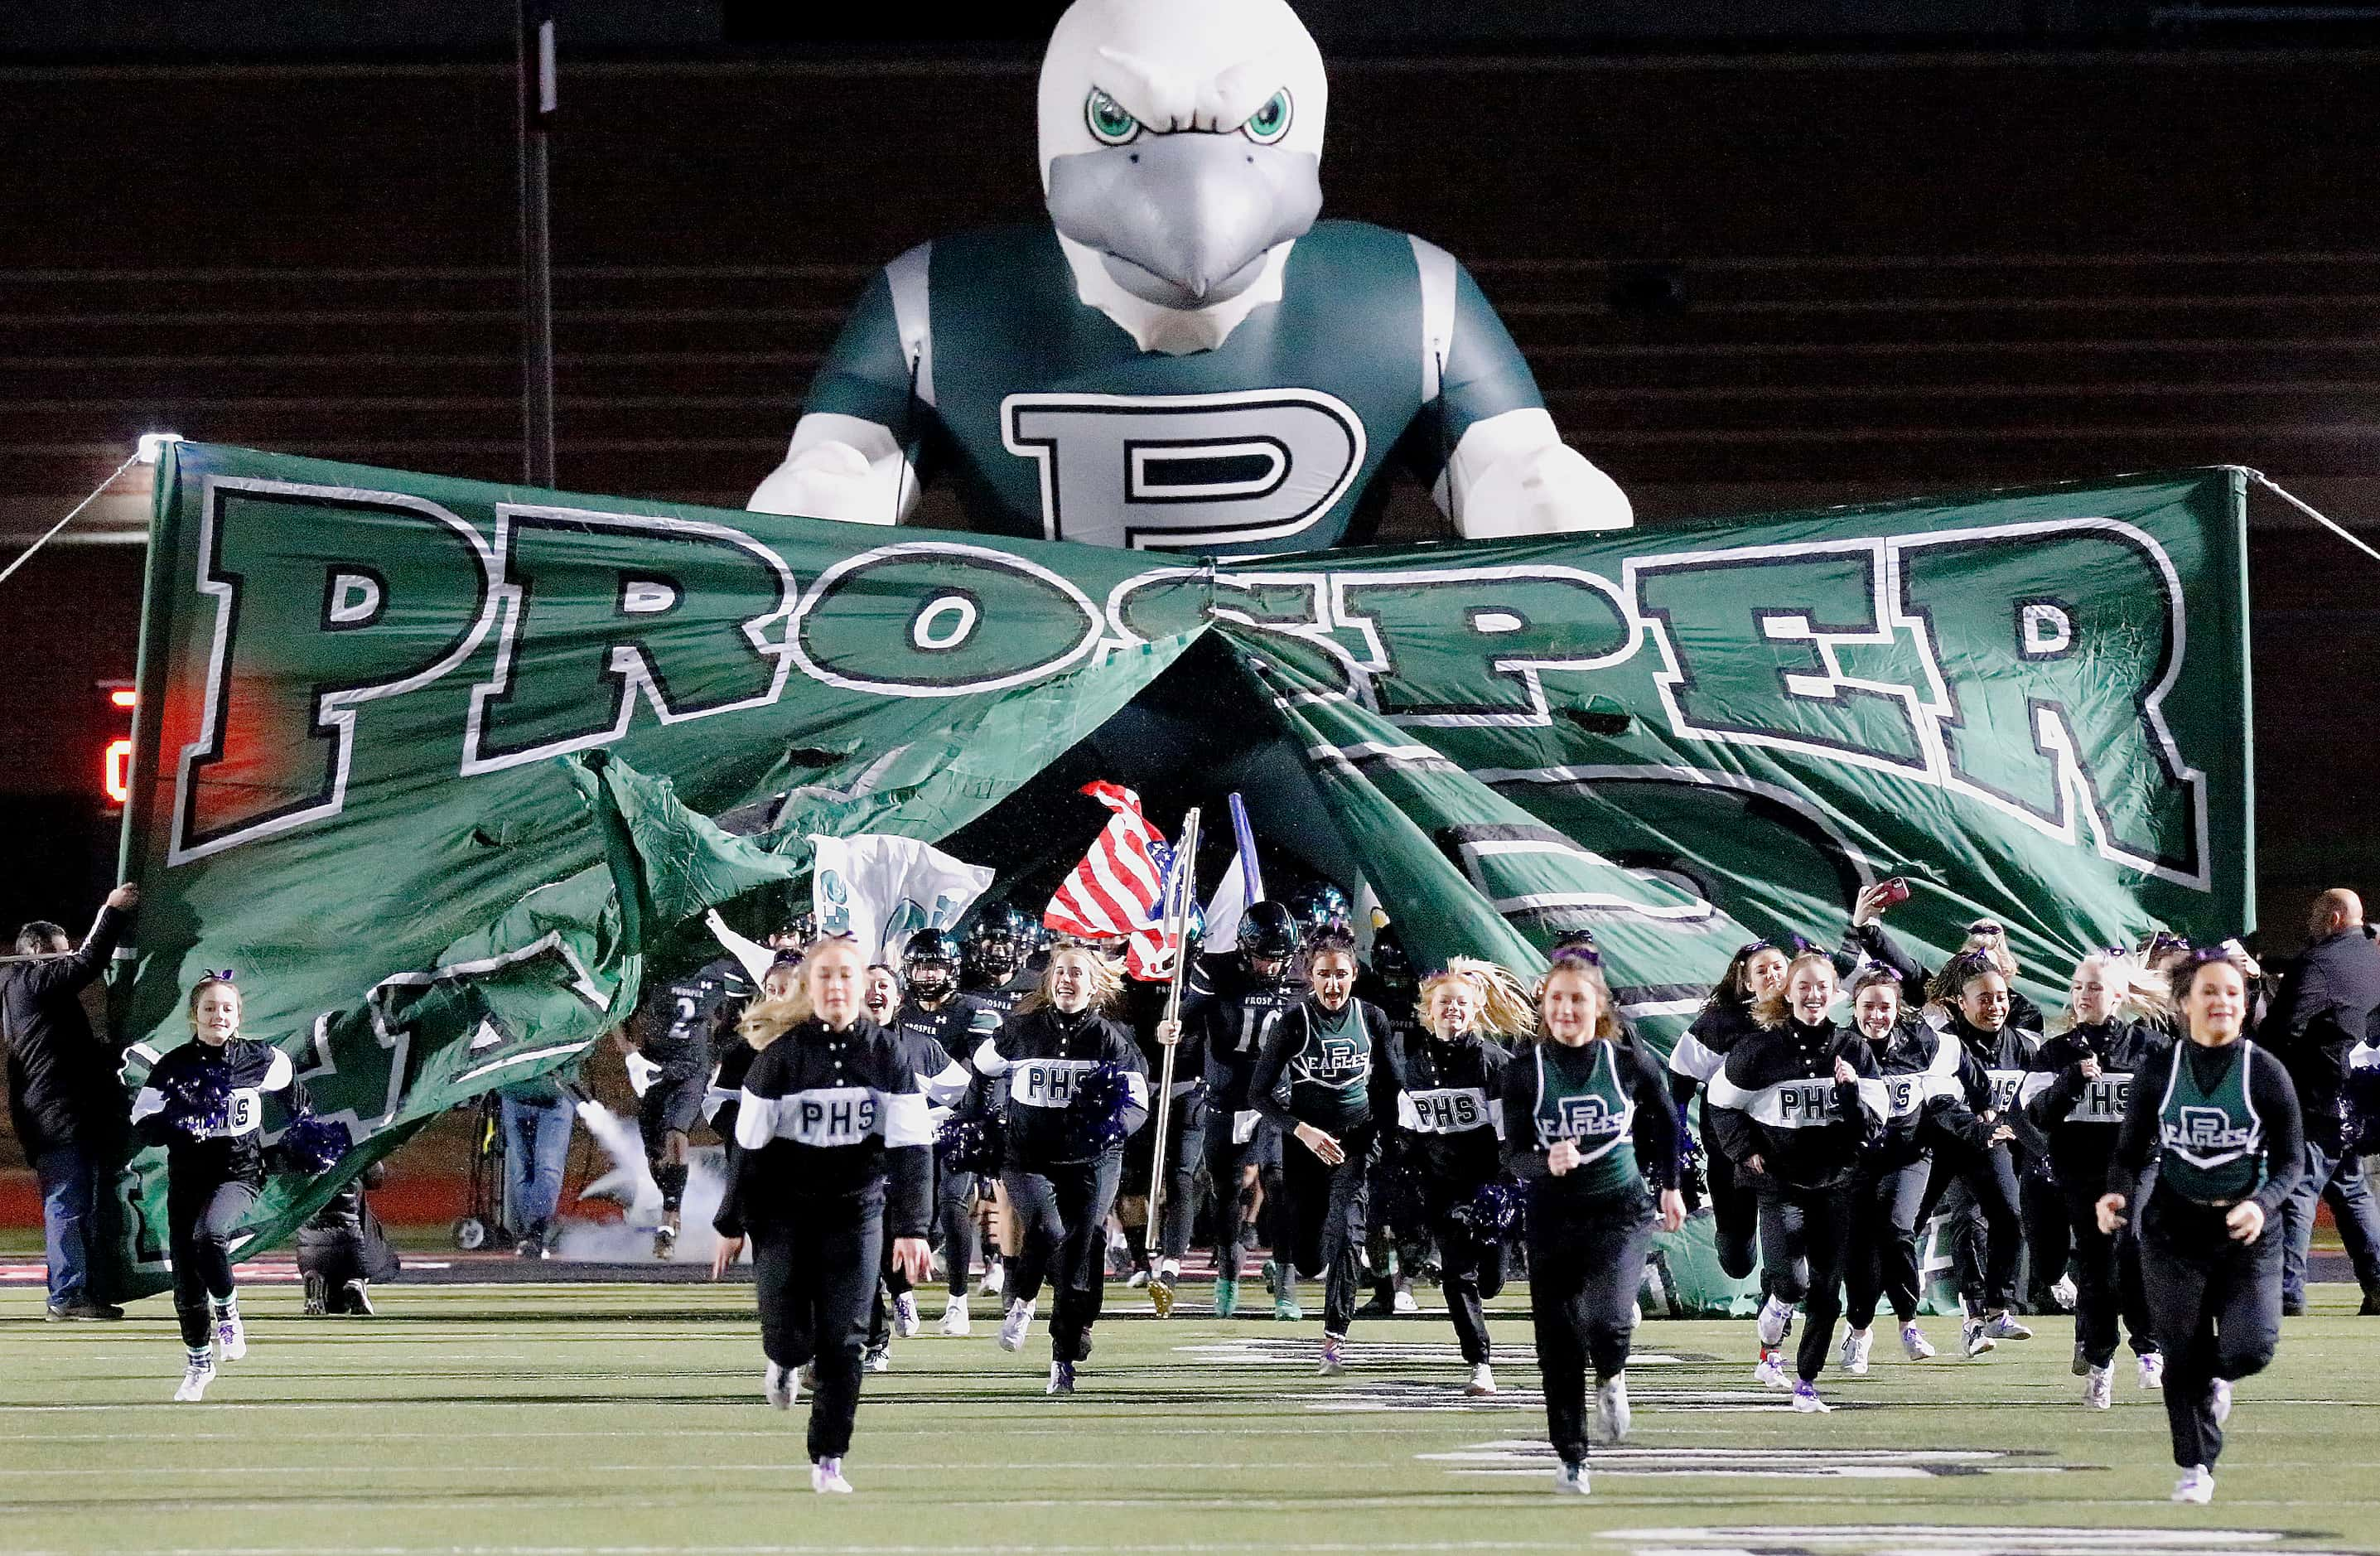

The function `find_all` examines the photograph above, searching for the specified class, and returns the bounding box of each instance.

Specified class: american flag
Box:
[1044,782,1182,979]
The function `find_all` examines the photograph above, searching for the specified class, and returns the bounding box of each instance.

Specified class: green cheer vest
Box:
[2156,1039,2266,1203]
[1528,1040,1639,1199]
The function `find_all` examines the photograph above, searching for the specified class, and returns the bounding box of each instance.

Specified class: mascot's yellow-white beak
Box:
[1037,0,1328,312]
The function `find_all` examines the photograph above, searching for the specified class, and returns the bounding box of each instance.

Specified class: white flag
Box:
[810,834,994,967]
[1202,855,1249,953]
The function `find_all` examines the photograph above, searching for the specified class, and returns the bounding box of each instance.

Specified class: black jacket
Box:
[714,1015,932,1239]
[1397,1031,1512,1187]
[2,906,128,1155]
[1938,1012,2044,1153]
[1707,1018,1881,1190]
[974,1005,1149,1169]
[2264,925,2380,1143]
[2022,1017,2172,1191]
[131,1037,307,1189]
[1860,1022,1993,1169]
[1187,956,1304,1114]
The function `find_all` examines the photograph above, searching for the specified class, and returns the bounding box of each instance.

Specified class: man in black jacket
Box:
[2,883,138,1320]
[2267,889,2380,1315]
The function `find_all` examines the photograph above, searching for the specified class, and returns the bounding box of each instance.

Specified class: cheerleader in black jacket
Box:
[1707,951,1882,1411]
[1393,960,1523,1394]
[973,942,1148,1394]
[129,974,308,1402]
[1504,951,1683,1495]
[2024,951,2175,1406]
[710,938,933,1495]
[2098,949,2301,1505]
[1668,941,1793,1293]
[1248,931,1407,1371]
[1920,951,2041,1357]
[1840,964,2006,1372]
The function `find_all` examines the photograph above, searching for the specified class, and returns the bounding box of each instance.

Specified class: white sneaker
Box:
[939,1297,972,1336]
[1901,1322,1936,1360]
[811,1457,854,1495]
[764,1360,794,1409]
[213,1308,246,1362]
[1962,1319,1997,1358]
[1464,1362,1496,1397]
[1790,1379,1832,1413]
[863,1342,891,1374]
[1751,1347,1789,1389]
[1982,1311,2033,1341]
[982,1261,1005,1296]
[1317,1336,1347,1376]
[1552,1459,1591,1496]
[1842,1328,1872,1375]
[2172,1464,2215,1504]
[2050,1272,2078,1311]
[174,1360,214,1403]
[2139,1351,2165,1389]
[2083,1365,2113,1410]
[2211,1378,2233,1424]
[1595,1373,1632,1442]
[893,1293,921,1339]
[1127,1268,1151,1290]
[1393,1287,1419,1315]
[1045,1359,1075,1395]
[1755,1295,1791,1348]
[997,1297,1033,1353]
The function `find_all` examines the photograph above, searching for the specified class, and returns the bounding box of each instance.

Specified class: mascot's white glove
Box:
[1442,407,1634,539]
[747,413,920,526]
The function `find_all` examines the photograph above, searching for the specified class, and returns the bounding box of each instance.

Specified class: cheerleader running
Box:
[1840,964,2005,1371]
[1247,930,1405,1373]
[1391,959,1526,1394]
[2024,951,2173,1405]
[1505,950,1683,1494]
[129,974,307,1402]
[710,938,934,1494]
[2099,948,2302,1504]
[1707,951,1881,1410]
[973,942,1149,1394]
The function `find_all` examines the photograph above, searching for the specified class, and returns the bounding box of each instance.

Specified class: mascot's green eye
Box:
[1084,89,1142,147]
[1242,89,1292,144]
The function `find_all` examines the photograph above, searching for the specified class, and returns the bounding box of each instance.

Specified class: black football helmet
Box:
[902,928,963,1001]
[965,904,1031,983]
[1237,899,1302,971]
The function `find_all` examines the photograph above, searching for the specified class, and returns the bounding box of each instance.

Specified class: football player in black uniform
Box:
[1358,927,1424,1317]
[1157,900,1304,1317]
[129,974,309,1401]
[711,938,933,1495]
[963,905,1040,1016]
[893,929,1002,1332]
[627,955,753,1259]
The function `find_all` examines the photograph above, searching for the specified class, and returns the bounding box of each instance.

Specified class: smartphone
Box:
[1877,877,1911,908]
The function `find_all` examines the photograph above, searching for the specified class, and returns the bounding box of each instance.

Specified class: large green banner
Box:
[102,444,2250,1300]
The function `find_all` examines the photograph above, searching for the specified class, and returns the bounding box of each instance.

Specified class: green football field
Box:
[3,1277,2377,1556]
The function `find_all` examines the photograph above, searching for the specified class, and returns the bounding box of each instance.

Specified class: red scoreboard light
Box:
[100,683,134,807]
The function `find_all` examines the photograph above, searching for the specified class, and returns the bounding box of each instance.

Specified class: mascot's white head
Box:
[1039,0,1327,314]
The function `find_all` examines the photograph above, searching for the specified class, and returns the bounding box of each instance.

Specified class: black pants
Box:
[2061,1181,2158,1367]
[1277,1123,1375,1336]
[639,1070,703,1213]
[1122,1098,1198,1264]
[1529,1196,1654,1465]
[1706,1144,1762,1286]
[1756,1179,1856,1384]
[1004,1153,1123,1362]
[169,1175,258,1350]
[1924,1139,2023,1314]
[2139,1201,2283,1470]
[2022,1162,2072,1308]
[1846,1159,1931,1329]
[937,1169,978,1297]
[1201,1114,1268,1280]
[751,1195,882,1463]
[1397,1172,1504,1365]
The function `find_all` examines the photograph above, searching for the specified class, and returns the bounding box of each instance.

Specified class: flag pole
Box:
[1145,805,1200,1312]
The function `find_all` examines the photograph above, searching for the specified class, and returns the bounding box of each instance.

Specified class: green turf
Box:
[2,1278,2377,1555]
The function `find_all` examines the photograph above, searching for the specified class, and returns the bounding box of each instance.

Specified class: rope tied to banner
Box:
[2247,469,2380,568]
[0,449,143,590]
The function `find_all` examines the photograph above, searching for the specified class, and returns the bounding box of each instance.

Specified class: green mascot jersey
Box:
[803,220,1547,555]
